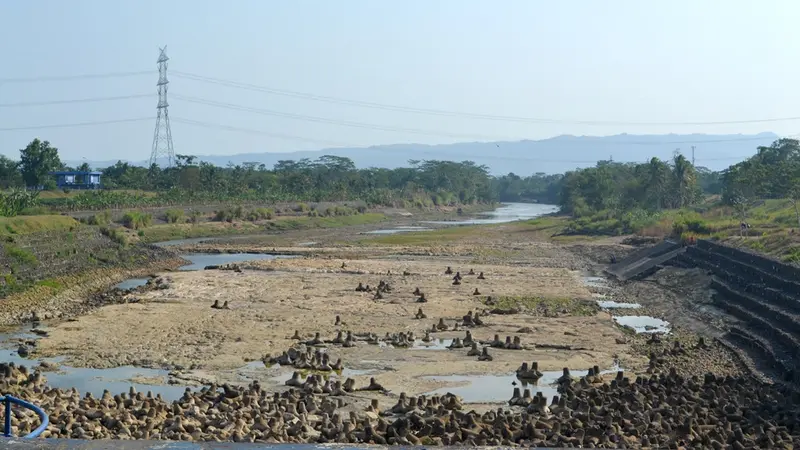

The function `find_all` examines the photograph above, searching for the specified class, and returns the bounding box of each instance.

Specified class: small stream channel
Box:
[582,274,672,333]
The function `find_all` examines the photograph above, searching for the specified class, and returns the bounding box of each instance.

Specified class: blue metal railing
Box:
[0,395,48,438]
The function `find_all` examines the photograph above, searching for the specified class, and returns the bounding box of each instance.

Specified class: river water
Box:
[424,202,560,226]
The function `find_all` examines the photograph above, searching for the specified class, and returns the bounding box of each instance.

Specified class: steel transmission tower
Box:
[149,46,175,168]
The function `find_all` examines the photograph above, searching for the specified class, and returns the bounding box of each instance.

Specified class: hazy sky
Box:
[1,0,799,162]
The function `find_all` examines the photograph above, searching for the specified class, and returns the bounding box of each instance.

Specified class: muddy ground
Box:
[35,257,641,403]
[26,216,750,412]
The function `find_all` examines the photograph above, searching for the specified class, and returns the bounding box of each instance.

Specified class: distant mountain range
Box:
[67,132,779,175]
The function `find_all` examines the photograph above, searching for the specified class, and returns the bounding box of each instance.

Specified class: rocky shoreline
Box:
[2,332,798,447]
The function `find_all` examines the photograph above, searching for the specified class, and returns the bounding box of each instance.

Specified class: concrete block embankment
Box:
[606,239,682,281]
[679,240,800,384]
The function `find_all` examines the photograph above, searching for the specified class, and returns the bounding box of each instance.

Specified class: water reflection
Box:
[178,253,292,271]
[614,316,671,333]
[365,226,433,235]
[424,203,559,226]
[0,345,188,401]
[113,278,149,290]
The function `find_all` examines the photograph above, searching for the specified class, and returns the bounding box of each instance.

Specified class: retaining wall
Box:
[680,239,800,384]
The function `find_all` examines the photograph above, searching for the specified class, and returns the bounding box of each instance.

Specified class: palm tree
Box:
[672,154,696,208]
[646,157,669,210]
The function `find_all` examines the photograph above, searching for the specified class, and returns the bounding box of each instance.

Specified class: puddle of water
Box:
[582,276,609,288]
[178,253,290,271]
[425,371,565,403]
[365,227,433,235]
[425,365,621,403]
[423,203,560,226]
[597,300,642,309]
[413,339,454,350]
[113,278,149,290]
[152,237,212,247]
[614,316,670,333]
[0,348,188,401]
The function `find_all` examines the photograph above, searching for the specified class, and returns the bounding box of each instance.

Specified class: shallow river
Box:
[7,202,621,404]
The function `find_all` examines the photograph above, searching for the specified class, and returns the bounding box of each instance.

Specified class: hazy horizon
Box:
[2,0,799,162]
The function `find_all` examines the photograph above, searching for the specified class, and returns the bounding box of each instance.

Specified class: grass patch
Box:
[364,225,483,245]
[18,206,54,216]
[163,209,185,224]
[99,226,128,246]
[520,216,568,233]
[490,295,598,316]
[268,213,386,231]
[120,211,153,230]
[138,222,262,244]
[2,244,38,265]
[139,213,387,244]
[86,210,112,226]
[35,279,64,292]
[0,215,78,237]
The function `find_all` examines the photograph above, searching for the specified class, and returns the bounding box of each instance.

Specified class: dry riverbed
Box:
[34,252,641,404]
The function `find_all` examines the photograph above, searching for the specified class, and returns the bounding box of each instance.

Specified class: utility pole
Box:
[691,146,696,166]
[149,46,175,168]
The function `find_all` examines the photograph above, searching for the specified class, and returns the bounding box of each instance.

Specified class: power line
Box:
[169,117,778,164]
[170,94,519,141]
[0,117,153,132]
[0,94,151,108]
[171,70,800,127]
[0,71,153,83]
[3,67,800,126]
[171,93,797,145]
[170,117,358,147]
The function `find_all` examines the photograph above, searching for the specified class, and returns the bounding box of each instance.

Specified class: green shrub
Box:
[188,209,202,224]
[18,206,53,216]
[232,205,244,219]
[164,209,185,224]
[783,247,800,263]
[120,211,152,230]
[2,244,37,265]
[100,226,128,246]
[295,202,310,212]
[246,207,274,221]
[672,212,712,235]
[213,209,233,222]
[87,210,112,226]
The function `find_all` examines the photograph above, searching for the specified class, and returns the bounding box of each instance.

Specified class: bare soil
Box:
[27,217,751,410]
[35,253,641,401]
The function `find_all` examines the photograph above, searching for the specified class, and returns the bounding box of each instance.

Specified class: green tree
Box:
[670,153,698,209]
[19,139,63,188]
[0,155,22,188]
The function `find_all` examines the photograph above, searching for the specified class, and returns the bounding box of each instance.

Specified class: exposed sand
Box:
[36,254,641,401]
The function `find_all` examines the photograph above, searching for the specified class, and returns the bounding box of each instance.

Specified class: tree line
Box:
[1,138,557,213]
[555,138,800,233]
[3,137,795,220]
